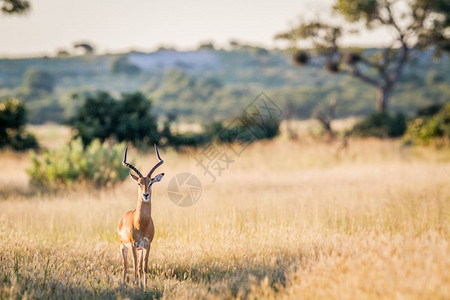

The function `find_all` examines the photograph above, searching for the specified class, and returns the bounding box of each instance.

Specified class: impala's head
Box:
[123,144,165,203]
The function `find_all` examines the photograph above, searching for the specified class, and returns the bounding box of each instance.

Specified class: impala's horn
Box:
[147,144,164,178]
[123,146,143,178]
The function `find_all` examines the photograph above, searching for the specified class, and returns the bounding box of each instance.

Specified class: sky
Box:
[0,0,392,57]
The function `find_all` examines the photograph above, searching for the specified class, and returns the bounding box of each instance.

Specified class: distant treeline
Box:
[0,47,448,124]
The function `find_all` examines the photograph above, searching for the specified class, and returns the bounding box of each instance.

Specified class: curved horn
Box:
[123,146,143,178]
[147,144,164,178]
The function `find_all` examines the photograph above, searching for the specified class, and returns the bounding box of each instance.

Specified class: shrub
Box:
[0,98,38,151]
[7,130,39,150]
[204,121,226,138]
[349,112,406,138]
[416,103,443,117]
[167,132,211,149]
[233,112,281,141]
[403,103,450,145]
[27,138,129,187]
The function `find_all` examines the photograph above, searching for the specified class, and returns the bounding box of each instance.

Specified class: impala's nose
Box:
[143,193,149,201]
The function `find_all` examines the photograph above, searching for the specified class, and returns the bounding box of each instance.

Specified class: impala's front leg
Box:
[120,244,128,284]
[138,250,144,286]
[131,246,138,283]
[143,245,150,285]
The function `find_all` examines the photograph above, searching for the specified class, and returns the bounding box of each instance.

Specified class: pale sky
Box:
[0,0,391,57]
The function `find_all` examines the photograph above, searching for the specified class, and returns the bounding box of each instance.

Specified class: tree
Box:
[22,69,56,95]
[73,42,95,55]
[111,55,141,75]
[69,92,119,145]
[276,0,449,113]
[69,92,159,146]
[114,92,158,146]
[198,41,216,51]
[0,98,38,150]
[1,0,29,15]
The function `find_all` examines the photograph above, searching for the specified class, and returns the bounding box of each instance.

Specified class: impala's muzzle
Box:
[143,193,150,202]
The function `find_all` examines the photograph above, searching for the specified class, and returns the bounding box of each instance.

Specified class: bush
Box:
[27,138,129,187]
[349,112,406,138]
[234,113,280,141]
[7,131,39,150]
[0,98,38,151]
[167,132,211,149]
[403,103,450,145]
[416,103,443,117]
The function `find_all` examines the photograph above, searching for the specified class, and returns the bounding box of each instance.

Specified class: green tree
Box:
[22,69,56,96]
[114,92,158,146]
[0,98,38,150]
[13,69,61,124]
[276,0,449,113]
[111,55,141,75]
[69,92,118,145]
[69,92,158,147]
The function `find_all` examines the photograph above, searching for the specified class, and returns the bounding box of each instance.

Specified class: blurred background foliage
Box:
[0,45,445,187]
[0,45,448,151]
[0,47,448,126]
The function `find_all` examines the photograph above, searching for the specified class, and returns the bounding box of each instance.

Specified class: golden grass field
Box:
[0,124,449,299]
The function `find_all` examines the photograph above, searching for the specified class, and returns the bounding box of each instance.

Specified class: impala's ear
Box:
[129,173,140,183]
[151,173,164,185]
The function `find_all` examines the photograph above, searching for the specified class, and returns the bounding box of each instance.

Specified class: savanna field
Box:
[1,124,449,299]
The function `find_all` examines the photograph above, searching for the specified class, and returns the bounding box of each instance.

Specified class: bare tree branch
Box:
[388,43,409,86]
[385,2,404,39]
[346,66,380,87]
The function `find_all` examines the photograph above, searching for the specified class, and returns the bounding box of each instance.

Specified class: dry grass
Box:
[0,126,449,299]
[29,124,72,150]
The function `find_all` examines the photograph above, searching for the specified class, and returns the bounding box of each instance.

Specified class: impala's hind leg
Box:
[120,244,128,284]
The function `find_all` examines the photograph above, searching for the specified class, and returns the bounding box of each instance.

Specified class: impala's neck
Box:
[134,192,152,229]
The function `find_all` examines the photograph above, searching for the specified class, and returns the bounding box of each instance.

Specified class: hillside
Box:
[0,47,449,124]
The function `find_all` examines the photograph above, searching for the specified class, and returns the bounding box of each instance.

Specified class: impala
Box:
[117,144,164,284]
